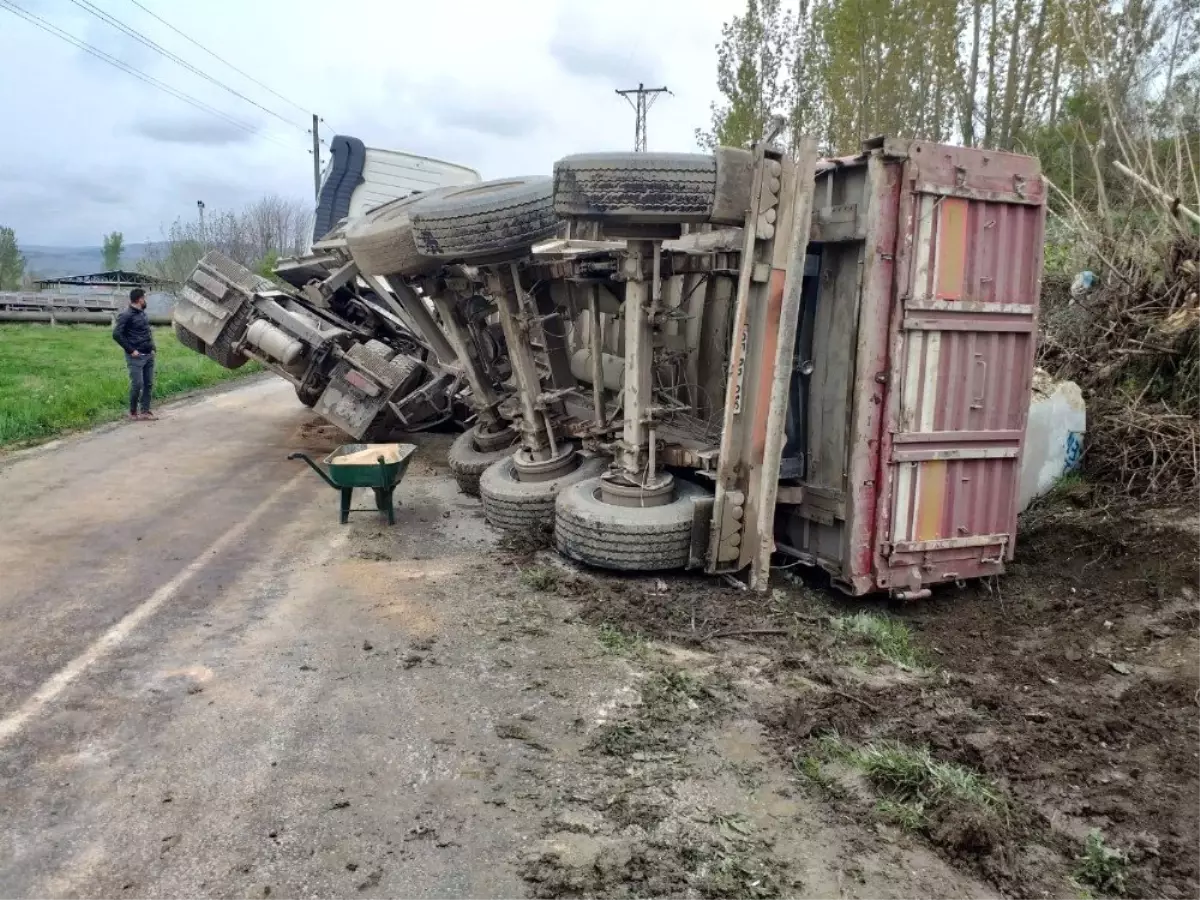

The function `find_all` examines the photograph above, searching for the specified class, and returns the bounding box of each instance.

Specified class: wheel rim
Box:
[472,422,517,453]
[598,471,675,507]
[512,446,578,482]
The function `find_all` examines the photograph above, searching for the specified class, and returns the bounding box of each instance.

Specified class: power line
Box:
[65,0,306,133]
[0,0,293,149]
[615,83,671,152]
[124,0,314,121]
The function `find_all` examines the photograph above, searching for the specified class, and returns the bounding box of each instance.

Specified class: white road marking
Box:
[0,471,307,746]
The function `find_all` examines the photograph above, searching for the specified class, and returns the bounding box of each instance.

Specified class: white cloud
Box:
[0,0,739,245]
[132,115,261,146]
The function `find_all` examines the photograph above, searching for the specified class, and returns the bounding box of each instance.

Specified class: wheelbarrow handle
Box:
[287,452,339,489]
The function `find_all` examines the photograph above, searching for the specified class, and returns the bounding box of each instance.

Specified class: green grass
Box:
[519,565,560,591]
[835,611,927,669]
[597,622,644,655]
[0,324,261,447]
[875,798,927,831]
[1075,829,1128,896]
[816,734,1006,826]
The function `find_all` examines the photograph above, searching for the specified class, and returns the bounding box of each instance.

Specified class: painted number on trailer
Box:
[733,324,748,414]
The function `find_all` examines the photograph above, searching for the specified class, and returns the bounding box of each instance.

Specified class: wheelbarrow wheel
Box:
[554,477,709,571]
[447,424,518,497]
[479,453,607,531]
[371,487,397,525]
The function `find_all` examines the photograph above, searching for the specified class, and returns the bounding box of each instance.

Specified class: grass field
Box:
[0,324,261,447]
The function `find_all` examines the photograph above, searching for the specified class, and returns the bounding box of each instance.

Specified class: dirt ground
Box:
[543,484,1200,899]
[0,384,981,899]
[1,380,1195,898]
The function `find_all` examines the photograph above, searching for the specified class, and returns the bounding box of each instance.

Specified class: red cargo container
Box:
[774,138,1046,596]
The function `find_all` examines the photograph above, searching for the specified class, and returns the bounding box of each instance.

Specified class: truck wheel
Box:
[554,477,709,571]
[203,304,251,369]
[553,149,755,225]
[479,453,606,531]
[173,323,206,354]
[343,189,452,277]
[447,424,518,497]
[409,177,559,263]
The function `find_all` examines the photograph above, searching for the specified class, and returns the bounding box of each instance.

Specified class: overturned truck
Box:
[176,135,1046,596]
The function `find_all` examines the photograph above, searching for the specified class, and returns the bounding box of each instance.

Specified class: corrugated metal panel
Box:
[876,144,1045,592]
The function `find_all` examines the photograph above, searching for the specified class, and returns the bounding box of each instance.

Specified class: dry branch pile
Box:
[1039,235,1199,497]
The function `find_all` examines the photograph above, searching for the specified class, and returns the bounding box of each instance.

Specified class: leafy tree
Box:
[139,194,312,285]
[102,231,125,270]
[0,226,26,291]
[702,0,1199,165]
[254,249,283,285]
[696,0,796,149]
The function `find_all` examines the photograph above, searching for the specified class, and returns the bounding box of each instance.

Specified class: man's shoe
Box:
[140,411,157,421]
[128,412,142,421]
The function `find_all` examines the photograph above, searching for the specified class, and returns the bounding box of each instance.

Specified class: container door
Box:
[875,144,1046,593]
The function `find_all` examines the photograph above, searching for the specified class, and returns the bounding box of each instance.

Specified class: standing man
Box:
[113,287,157,420]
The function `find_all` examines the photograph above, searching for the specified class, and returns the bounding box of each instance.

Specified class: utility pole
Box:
[615,83,671,152]
[311,113,321,200]
[197,200,206,250]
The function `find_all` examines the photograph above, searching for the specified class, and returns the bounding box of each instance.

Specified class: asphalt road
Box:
[0,377,989,900]
[0,379,553,898]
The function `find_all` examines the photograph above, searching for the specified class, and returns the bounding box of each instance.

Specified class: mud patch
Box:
[521,833,795,899]
[552,499,1199,899]
[498,525,555,559]
[556,569,831,649]
[886,505,1200,899]
[293,418,348,454]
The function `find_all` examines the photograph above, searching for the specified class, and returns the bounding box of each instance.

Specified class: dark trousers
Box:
[126,353,155,413]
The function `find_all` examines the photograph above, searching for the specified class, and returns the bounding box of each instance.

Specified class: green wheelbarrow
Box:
[288,442,417,525]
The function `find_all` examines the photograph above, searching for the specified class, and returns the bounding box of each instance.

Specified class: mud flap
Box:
[314,363,389,439]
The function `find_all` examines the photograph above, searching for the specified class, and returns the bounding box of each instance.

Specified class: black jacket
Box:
[113,305,156,355]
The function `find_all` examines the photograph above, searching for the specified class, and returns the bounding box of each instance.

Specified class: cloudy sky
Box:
[0,0,739,246]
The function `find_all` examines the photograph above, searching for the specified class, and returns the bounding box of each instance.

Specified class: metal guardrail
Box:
[0,307,173,326]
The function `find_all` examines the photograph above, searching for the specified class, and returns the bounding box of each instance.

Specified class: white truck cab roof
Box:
[313,136,481,240]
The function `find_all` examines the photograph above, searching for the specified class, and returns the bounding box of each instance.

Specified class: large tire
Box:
[343,189,452,277]
[204,303,251,370]
[552,149,755,225]
[173,322,206,354]
[554,477,710,571]
[480,453,607,531]
[447,424,518,497]
[409,178,559,263]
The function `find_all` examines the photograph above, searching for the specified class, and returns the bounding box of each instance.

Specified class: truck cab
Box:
[314,135,481,240]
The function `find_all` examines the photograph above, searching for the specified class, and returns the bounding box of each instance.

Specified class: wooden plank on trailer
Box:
[750,136,820,590]
[706,145,772,572]
[807,244,861,493]
[696,275,732,422]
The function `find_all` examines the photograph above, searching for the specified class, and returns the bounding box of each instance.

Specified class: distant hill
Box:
[20,243,158,279]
